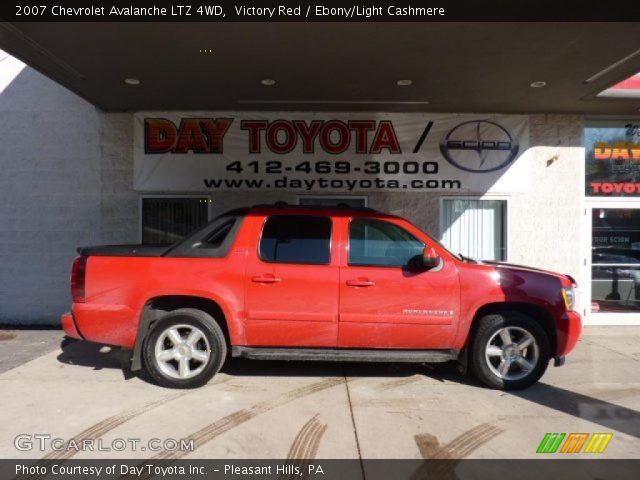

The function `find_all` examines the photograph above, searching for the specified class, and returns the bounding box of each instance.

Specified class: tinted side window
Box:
[260,216,332,264]
[349,219,424,267]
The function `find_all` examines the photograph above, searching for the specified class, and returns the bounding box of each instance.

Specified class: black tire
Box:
[470,311,550,390]
[142,308,227,389]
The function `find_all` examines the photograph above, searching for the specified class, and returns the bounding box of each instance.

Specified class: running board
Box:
[231,346,459,363]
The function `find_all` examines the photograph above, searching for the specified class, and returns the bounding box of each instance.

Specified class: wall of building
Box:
[509,115,584,279]
[0,55,141,324]
[0,53,102,324]
[0,53,585,325]
[99,113,139,244]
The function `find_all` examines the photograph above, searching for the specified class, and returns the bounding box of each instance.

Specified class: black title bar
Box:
[4,459,640,480]
[2,0,640,22]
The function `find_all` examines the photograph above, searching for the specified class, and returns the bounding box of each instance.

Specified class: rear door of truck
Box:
[243,213,341,347]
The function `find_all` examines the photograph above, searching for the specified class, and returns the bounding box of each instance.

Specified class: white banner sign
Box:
[134,112,530,193]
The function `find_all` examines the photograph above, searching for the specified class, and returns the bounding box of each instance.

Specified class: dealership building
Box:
[1,23,639,327]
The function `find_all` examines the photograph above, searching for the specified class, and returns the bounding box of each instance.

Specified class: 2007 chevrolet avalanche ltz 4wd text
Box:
[62,204,582,389]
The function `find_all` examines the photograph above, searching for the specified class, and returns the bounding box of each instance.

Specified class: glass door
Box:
[587,202,640,324]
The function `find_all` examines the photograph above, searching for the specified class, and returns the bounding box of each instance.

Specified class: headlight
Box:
[562,287,575,311]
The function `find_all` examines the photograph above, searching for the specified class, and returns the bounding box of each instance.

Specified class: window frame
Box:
[347,217,426,269]
[257,214,333,266]
[139,195,212,244]
[439,195,510,262]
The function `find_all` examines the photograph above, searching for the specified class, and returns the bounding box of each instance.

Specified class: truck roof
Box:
[249,202,383,216]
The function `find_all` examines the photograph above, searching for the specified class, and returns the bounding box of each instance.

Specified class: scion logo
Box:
[440,120,519,173]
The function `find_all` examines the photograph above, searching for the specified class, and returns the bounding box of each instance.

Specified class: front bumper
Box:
[556,310,582,358]
[61,312,83,340]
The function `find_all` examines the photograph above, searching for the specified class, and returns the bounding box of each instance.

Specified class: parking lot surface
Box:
[0,326,638,459]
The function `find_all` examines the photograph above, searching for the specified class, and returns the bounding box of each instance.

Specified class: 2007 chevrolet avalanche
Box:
[62,204,582,389]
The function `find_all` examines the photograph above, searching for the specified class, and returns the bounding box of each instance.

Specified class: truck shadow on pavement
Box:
[511,383,640,439]
[222,356,477,383]
[56,336,473,384]
[57,337,138,380]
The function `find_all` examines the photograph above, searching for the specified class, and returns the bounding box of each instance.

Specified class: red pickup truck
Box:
[62,204,581,390]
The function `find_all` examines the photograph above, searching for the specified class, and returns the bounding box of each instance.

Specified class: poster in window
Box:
[585,120,640,196]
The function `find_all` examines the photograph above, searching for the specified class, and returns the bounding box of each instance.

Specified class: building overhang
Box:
[1,22,639,113]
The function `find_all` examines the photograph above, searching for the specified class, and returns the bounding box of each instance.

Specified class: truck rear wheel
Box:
[470,311,550,390]
[143,308,227,388]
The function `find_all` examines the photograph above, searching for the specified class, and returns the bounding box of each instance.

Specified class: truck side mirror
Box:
[422,246,441,269]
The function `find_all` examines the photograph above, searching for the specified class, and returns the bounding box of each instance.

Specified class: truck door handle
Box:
[346,278,375,287]
[251,274,281,284]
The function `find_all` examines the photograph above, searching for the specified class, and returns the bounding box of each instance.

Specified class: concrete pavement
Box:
[0,328,60,374]
[0,327,638,459]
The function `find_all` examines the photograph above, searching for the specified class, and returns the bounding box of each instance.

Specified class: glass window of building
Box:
[441,198,507,261]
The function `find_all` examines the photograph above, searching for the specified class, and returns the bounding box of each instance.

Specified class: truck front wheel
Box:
[470,311,550,390]
[142,308,227,388]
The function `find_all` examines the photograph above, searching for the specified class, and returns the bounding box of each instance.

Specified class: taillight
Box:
[71,256,87,303]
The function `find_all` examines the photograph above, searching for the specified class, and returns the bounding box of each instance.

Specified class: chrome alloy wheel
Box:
[484,326,539,381]
[154,324,211,380]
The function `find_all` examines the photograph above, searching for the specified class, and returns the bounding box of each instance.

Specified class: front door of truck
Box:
[244,214,340,347]
[338,217,460,349]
